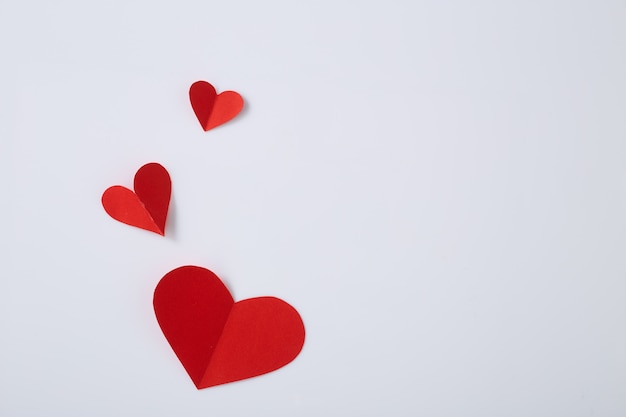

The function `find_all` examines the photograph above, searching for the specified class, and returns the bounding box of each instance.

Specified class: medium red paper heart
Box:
[101,163,171,235]
[189,81,244,131]
[153,266,305,389]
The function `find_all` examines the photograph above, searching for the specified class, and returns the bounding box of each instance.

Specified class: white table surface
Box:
[1,1,625,415]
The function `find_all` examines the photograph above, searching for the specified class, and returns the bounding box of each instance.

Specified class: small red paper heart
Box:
[153,266,305,389]
[101,163,171,235]
[189,81,244,131]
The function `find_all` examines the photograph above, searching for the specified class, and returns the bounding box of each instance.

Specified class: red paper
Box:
[189,81,244,131]
[153,266,305,389]
[101,163,171,235]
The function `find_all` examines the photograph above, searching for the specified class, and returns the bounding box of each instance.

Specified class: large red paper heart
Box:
[101,163,171,235]
[189,81,244,131]
[153,266,305,389]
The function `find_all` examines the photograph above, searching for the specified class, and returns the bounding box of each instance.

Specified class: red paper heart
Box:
[101,163,171,235]
[153,266,305,389]
[189,81,244,131]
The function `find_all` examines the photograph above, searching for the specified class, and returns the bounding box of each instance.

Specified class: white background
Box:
[1,1,626,416]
